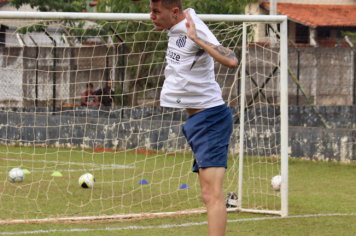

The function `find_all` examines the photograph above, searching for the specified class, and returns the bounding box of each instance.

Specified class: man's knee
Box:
[201,186,212,205]
[201,186,223,205]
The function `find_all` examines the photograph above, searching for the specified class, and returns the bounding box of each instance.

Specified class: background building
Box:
[246,0,356,47]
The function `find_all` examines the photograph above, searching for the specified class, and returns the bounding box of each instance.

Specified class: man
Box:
[95,80,115,107]
[81,83,101,107]
[149,1,237,235]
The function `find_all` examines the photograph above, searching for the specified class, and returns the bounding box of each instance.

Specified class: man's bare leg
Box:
[198,167,226,236]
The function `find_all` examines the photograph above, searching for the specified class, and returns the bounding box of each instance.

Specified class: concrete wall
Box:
[0,2,38,11]
[0,45,354,107]
[245,4,270,43]
[287,47,355,106]
[0,46,118,107]
[0,47,23,107]
[0,110,279,157]
[69,46,118,106]
[276,0,356,5]
[242,47,355,106]
[1,106,356,162]
[22,47,71,107]
[289,126,356,162]
[289,106,356,129]
[1,105,355,128]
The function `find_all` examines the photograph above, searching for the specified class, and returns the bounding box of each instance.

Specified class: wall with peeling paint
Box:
[0,105,355,162]
[289,106,356,128]
[289,127,356,163]
[288,47,355,106]
[0,47,354,107]
[1,105,354,128]
[0,46,117,108]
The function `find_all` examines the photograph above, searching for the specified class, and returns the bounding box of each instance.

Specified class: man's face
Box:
[88,86,93,94]
[149,1,174,31]
[107,81,112,89]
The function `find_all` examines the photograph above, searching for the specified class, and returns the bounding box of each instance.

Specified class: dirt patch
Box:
[0,186,17,191]
[93,147,116,153]
[134,148,157,156]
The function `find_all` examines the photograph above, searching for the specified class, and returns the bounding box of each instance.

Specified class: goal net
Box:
[0,12,288,223]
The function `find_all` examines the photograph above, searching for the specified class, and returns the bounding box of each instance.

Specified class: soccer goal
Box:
[0,11,288,223]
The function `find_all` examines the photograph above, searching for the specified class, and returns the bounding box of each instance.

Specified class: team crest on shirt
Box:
[176,34,187,48]
[176,98,181,103]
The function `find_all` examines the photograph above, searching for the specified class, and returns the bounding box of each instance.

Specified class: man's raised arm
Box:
[185,9,238,69]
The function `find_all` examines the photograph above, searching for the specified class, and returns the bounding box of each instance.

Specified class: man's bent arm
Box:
[193,36,238,69]
[185,10,238,69]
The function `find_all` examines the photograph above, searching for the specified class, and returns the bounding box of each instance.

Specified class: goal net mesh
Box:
[0,18,282,222]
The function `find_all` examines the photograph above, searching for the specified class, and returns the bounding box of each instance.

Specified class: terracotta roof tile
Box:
[262,3,356,28]
[89,1,97,7]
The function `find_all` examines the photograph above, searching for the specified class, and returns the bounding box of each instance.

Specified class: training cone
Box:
[22,169,31,174]
[179,184,190,189]
[137,179,149,185]
[51,171,63,177]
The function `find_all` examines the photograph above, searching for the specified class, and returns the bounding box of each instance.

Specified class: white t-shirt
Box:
[160,8,225,109]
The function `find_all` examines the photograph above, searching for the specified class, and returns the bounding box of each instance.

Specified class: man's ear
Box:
[172,7,179,17]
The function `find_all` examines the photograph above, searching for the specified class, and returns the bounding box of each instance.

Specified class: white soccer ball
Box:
[8,168,25,183]
[271,175,281,191]
[78,173,95,188]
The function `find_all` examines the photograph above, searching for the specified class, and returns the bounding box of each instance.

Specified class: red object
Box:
[134,148,156,156]
[261,3,356,28]
[93,147,116,152]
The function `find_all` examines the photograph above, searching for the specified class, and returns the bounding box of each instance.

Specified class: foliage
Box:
[8,0,86,12]
[95,0,150,13]
[95,0,259,14]
[184,0,258,14]
[342,31,356,38]
[342,31,356,44]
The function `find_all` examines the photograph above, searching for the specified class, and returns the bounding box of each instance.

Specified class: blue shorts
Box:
[182,104,233,173]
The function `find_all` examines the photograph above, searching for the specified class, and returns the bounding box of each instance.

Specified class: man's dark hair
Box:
[106,80,112,87]
[151,0,183,12]
[86,83,94,88]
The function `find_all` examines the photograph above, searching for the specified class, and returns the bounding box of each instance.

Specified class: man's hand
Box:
[185,9,198,42]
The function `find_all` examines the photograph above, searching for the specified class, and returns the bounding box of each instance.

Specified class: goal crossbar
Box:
[0,11,287,23]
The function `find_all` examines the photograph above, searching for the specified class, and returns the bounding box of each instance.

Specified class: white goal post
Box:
[238,21,288,217]
[0,11,288,223]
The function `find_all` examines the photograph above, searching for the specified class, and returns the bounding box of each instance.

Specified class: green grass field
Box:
[0,146,355,235]
[0,146,207,220]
